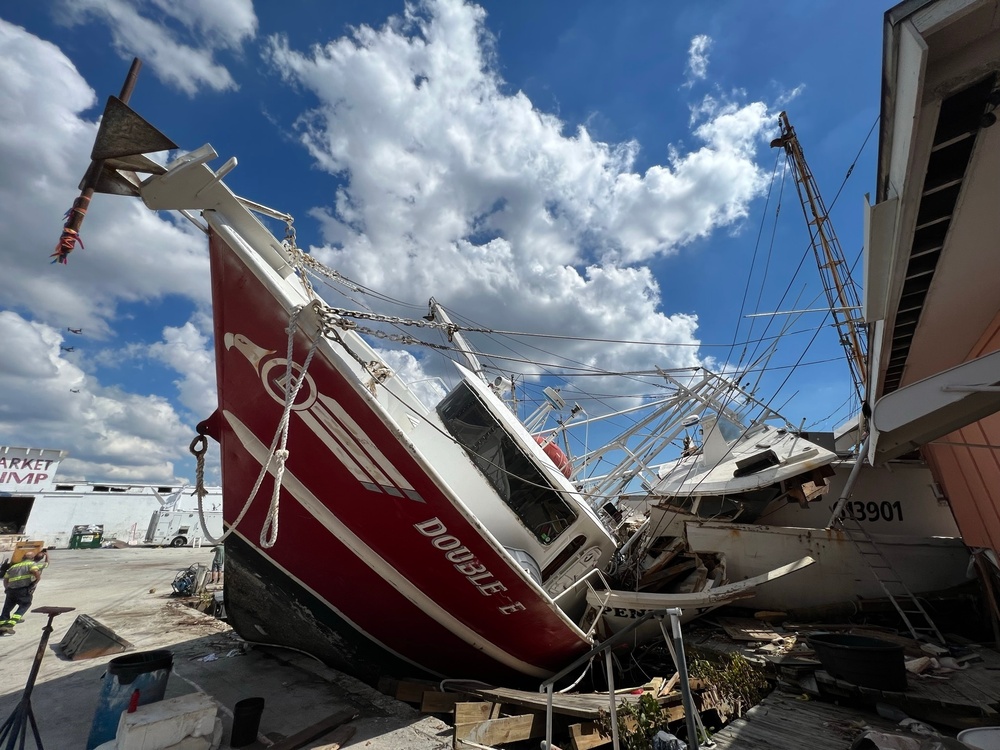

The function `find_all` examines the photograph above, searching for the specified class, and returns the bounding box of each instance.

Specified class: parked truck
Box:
[144,487,223,547]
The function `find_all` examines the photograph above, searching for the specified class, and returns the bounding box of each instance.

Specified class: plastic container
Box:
[86,650,173,749]
[58,614,133,660]
[808,632,906,691]
[958,727,1000,750]
[230,697,265,747]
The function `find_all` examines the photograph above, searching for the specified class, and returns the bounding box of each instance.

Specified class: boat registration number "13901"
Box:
[830,500,905,522]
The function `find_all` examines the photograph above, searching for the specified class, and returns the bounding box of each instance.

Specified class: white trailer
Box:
[144,487,223,547]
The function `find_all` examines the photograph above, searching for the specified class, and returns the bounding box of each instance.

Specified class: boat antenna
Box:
[771,111,868,405]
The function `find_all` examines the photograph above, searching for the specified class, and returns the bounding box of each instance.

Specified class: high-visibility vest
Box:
[4,560,38,589]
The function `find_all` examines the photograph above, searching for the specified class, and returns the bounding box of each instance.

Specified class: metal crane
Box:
[771,111,868,403]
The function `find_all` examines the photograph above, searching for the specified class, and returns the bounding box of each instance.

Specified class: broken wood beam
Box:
[568,721,611,750]
[454,712,546,746]
[637,558,697,591]
[422,691,464,713]
[267,709,358,750]
[378,677,441,704]
[311,724,357,749]
[455,702,501,724]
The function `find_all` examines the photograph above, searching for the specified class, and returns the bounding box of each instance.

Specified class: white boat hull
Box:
[685,521,970,611]
[759,459,960,536]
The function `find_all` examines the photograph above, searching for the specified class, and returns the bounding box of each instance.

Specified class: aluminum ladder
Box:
[839,516,946,645]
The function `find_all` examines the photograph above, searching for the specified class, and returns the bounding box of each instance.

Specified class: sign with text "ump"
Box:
[0,446,66,494]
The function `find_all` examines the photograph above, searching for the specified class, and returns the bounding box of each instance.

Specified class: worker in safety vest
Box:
[0,549,47,633]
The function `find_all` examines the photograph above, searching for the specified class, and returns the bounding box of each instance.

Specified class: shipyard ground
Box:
[0,548,452,749]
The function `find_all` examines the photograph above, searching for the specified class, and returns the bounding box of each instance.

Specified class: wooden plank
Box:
[638,558,696,592]
[455,713,546,745]
[378,676,443,702]
[641,677,665,695]
[458,684,705,721]
[661,673,680,696]
[312,725,357,749]
[267,709,358,750]
[461,687,602,719]
[568,721,611,750]
[674,563,708,594]
[422,691,463,713]
[718,617,781,641]
[395,680,441,704]
[638,538,685,585]
[455,702,495,724]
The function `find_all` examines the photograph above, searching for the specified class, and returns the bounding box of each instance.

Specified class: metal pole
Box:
[826,435,870,527]
[544,683,553,750]
[605,648,620,750]
[0,606,75,749]
[669,610,700,750]
[539,610,669,750]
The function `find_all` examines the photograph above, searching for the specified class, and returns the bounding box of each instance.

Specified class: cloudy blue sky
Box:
[0,0,885,484]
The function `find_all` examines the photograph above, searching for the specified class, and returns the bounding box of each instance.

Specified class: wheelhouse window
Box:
[438,382,577,544]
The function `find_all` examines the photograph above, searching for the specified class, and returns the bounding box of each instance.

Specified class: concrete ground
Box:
[0,548,452,749]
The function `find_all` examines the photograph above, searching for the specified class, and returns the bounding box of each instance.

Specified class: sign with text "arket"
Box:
[0,446,66,494]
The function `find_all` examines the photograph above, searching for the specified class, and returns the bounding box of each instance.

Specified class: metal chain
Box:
[282,217,319,300]
[324,305,462,336]
[288,245,363,293]
[313,302,454,350]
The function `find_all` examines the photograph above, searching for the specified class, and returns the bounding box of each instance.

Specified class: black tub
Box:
[808,633,907,691]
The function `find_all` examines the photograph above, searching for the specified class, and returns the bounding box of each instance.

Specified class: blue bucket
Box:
[86,649,173,749]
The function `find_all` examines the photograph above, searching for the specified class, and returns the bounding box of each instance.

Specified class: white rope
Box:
[192,304,323,549]
[259,305,322,547]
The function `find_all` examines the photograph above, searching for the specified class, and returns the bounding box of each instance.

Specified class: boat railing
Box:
[539,607,701,750]
[552,567,612,639]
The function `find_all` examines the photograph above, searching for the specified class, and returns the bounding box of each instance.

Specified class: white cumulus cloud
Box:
[684,34,712,86]
[264,1,772,391]
[55,0,257,95]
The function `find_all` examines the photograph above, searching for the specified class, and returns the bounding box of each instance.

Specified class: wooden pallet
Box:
[378,676,720,750]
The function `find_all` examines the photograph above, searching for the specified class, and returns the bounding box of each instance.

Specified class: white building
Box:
[1,444,221,549]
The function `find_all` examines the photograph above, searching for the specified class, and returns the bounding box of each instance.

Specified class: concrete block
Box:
[161,736,211,750]
[116,693,218,750]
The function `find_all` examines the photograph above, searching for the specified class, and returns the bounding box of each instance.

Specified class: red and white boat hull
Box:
[204,229,594,681]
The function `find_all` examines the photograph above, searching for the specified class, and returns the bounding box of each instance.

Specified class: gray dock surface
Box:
[0,548,451,748]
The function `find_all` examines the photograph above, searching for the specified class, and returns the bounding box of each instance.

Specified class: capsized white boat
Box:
[610,390,969,620]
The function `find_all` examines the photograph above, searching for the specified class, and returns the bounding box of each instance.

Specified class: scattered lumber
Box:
[378,677,442,704]
[382,673,723,750]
